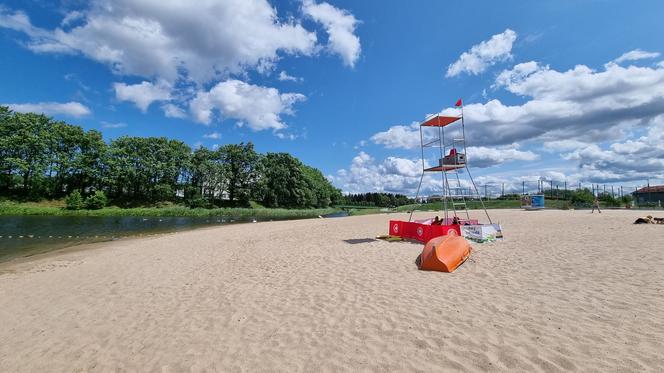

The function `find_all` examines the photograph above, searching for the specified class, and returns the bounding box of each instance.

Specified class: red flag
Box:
[455,99,463,107]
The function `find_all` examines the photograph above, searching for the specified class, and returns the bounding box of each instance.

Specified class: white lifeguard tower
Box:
[409,101,492,226]
[388,99,502,243]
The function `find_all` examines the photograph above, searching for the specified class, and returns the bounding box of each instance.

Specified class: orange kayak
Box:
[419,232,472,273]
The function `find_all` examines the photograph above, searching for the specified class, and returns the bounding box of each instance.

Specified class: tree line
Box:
[342,192,413,207]
[0,106,343,209]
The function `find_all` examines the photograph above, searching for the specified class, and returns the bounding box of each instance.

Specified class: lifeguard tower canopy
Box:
[420,114,461,127]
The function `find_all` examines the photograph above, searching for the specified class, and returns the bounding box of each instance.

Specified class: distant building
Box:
[633,185,664,205]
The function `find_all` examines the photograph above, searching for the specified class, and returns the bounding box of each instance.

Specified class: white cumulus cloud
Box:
[329,152,439,195]
[190,79,306,131]
[467,145,539,168]
[101,121,127,129]
[302,0,361,67]
[613,49,660,64]
[370,122,422,149]
[446,29,517,77]
[203,131,221,139]
[464,60,664,146]
[560,115,664,182]
[367,52,664,185]
[162,103,187,119]
[0,1,318,84]
[278,70,302,82]
[113,81,171,112]
[6,101,91,117]
[0,1,362,134]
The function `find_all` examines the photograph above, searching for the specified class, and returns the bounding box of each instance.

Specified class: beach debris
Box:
[375,234,403,242]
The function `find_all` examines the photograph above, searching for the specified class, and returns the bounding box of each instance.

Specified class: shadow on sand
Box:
[342,238,377,245]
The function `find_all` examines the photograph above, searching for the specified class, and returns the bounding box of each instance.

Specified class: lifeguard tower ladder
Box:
[409,104,492,225]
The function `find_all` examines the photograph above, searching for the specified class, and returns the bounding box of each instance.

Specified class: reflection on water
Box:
[0,215,259,263]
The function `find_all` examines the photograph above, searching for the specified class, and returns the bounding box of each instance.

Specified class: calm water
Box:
[0,215,268,263]
[0,212,348,263]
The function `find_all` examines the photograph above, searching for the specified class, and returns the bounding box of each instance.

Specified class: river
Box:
[0,214,344,263]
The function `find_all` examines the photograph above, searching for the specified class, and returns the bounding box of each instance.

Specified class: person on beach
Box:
[432,216,442,225]
[592,196,601,213]
[634,216,654,224]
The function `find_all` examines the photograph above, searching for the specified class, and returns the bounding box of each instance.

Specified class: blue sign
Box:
[531,195,545,209]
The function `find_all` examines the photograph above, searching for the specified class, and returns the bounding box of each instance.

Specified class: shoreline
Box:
[0,212,389,272]
[3,207,661,269]
[0,215,300,272]
[0,213,353,267]
[0,201,340,218]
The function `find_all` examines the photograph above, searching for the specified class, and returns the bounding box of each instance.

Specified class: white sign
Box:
[461,224,503,242]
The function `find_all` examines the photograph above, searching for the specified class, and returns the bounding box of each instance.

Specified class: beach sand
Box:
[1,209,663,372]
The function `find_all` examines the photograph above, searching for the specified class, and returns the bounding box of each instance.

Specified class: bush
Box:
[187,197,209,209]
[599,192,620,207]
[84,191,108,210]
[65,190,84,210]
[571,188,594,208]
[152,184,173,203]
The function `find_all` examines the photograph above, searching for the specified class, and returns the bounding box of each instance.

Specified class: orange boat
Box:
[418,231,472,273]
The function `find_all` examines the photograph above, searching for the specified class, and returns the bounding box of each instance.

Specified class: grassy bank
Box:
[0,201,338,218]
[395,199,586,212]
[342,200,567,216]
[345,207,386,216]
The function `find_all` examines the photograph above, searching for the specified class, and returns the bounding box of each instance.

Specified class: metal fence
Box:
[465,178,664,207]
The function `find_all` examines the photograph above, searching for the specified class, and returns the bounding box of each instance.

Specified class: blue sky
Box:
[1,0,664,195]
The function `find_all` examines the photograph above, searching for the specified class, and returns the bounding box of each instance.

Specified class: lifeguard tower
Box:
[388,100,501,243]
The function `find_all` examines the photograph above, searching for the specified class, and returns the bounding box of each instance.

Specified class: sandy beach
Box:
[1,209,663,372]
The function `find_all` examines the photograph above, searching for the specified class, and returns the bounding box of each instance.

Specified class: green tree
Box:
[259,153,308,208]
[301,165,340,208]
[75,130,106,195]
[0,106,14,193]
[84,190,108,209]
[65,190,84,210]
[0,106,340,210]
[621,194,633,205]
[571,188,595,207]
[217,143,259,206]
[106,136,190,204]
[46,121,87,197]
[1,112,53,197]
[598,192,620,207]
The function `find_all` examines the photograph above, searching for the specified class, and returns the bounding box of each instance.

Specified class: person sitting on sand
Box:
[452,216,460,225]
[432,216,442,225]
[634,215,654,224]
